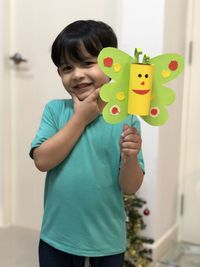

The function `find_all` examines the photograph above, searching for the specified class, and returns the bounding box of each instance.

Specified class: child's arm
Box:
[33,89,100,172]
[119,124,144,194]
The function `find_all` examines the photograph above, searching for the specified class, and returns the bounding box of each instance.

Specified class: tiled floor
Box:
[0,225,39,267]
[156,242,200,267]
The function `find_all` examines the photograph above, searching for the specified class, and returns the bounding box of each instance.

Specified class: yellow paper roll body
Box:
[128,64,154,115]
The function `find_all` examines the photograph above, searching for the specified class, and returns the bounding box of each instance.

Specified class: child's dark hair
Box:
[51,20,118,67]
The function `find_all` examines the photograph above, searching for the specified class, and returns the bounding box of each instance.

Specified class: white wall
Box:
[0,0,12,226]
[156,0,187,239]
[118,0,165,240]
[118,0,187,256]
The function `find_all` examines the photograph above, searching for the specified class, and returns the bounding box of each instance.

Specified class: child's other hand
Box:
[71,88,100,126]
[120,124,142,159]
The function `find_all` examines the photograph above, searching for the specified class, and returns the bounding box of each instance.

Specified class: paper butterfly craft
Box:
[97,48,184,126]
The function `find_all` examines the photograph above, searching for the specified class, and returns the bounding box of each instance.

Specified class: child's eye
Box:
[83,60,96,67]
[61,65,73,72]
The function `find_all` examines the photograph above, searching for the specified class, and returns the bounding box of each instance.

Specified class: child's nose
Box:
[73,67,84,79]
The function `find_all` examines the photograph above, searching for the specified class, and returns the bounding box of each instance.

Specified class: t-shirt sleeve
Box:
[132,117,145,174]
[29,101,58,159]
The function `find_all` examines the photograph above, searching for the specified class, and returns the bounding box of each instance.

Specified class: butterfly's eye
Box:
[138,74,142,78]
[145,74,149,78]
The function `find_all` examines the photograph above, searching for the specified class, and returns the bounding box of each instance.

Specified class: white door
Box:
[178,0,200,244]
[9,0,118,230]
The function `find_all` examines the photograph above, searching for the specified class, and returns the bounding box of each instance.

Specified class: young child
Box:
[30,20,145,267]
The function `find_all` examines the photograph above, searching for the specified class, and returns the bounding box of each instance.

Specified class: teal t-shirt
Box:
[30,99,145,257]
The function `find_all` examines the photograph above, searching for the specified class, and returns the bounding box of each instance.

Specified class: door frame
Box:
[177,0,198,242]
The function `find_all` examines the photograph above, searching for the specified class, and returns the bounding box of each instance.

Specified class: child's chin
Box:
[77,91,94,101]
[76,94,87,101]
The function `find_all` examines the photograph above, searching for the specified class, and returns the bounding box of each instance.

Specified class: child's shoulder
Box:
[45,98,73,111]
[43,99,73,125]
[43,99,73,121]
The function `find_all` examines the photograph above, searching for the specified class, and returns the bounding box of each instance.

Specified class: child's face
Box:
[58,48,109,101]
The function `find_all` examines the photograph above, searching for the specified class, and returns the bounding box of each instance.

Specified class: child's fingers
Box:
[71,93,79,104]
[123,132,141,143]
[123,124,137,133]
[121,140,140,150]
[120,125,142,156]
[120,124,129,140]
[123,124,129,132]
[121,140,141,158]
[86,88,100,101]
[124,126,138,136]
[121,125,139,140]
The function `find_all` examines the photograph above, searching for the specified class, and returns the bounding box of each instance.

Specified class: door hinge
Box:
[180,194,184,216]
[189,41,193,65]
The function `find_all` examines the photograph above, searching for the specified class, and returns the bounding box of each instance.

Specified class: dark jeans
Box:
[39,239,124,267]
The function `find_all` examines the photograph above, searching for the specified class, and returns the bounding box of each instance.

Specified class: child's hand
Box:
[120,124,142,159]
[71,88,100,126]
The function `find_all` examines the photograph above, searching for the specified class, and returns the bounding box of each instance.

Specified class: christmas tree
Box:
[124,194,154,267]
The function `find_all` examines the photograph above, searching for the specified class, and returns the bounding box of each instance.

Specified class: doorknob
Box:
[10,53,28,64]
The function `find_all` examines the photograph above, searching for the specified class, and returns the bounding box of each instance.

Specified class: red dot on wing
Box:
[151,109,157,115]
[103,57,113,67]
[168,60,178,71]
[111,107,119,114]
[150,107,159,117]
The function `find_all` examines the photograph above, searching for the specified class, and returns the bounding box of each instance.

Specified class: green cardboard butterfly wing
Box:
[97,47,184,126]
[142,53,185,125]
[98,48,135,124]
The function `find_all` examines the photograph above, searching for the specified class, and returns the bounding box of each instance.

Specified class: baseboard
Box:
[145,223,178,262]
[0,223,12,228]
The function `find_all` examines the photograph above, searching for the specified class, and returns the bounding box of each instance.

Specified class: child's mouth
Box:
[73,83,92,90]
